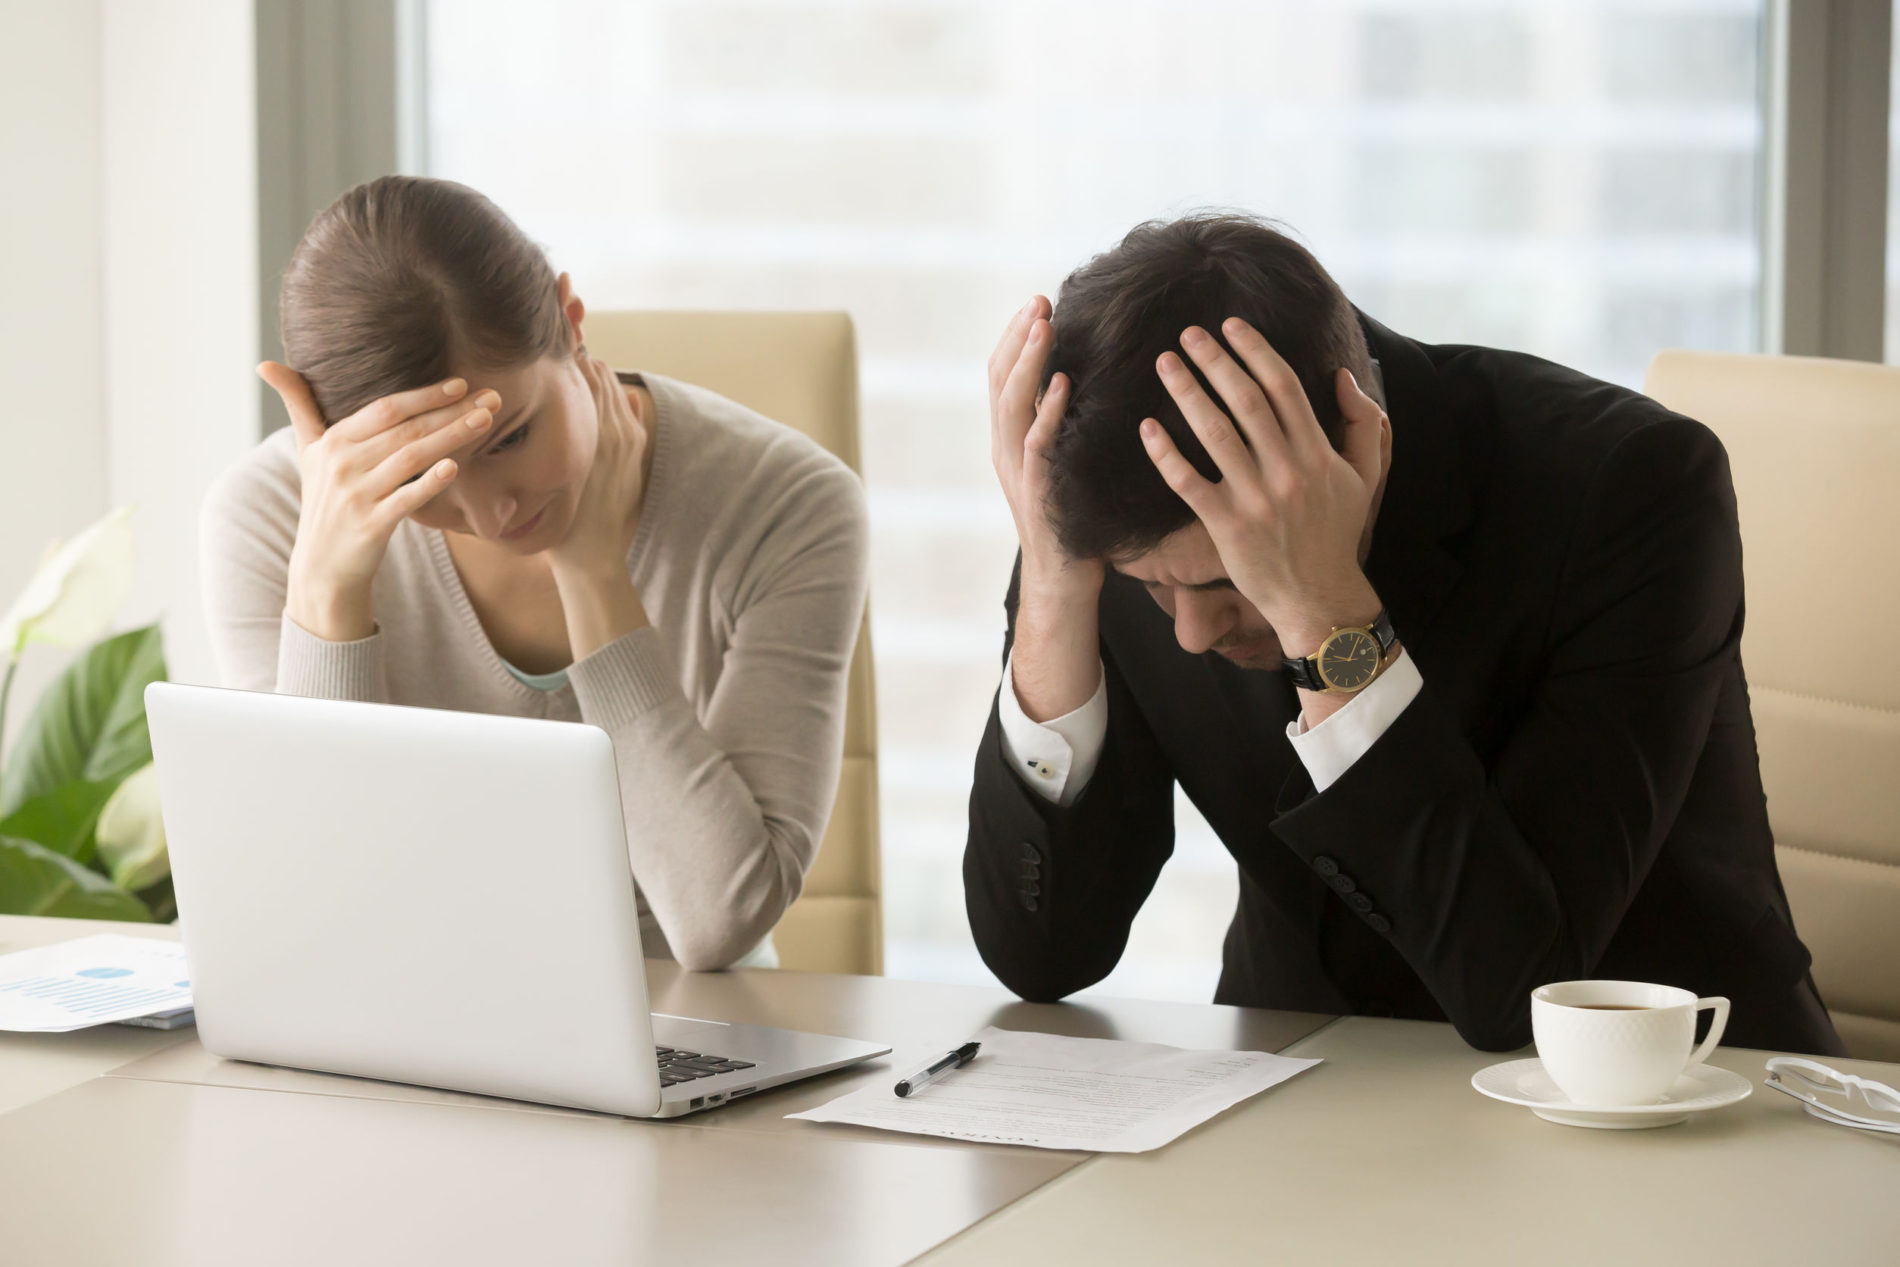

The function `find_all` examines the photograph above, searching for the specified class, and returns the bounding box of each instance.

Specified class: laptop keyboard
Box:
[656,1047,756,1087]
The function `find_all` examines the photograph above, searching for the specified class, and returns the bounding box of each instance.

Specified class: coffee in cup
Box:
[1531,980,1729,1105]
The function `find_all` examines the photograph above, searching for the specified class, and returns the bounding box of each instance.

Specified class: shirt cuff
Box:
[996,650,1108,808]
[1285,649,1424,793]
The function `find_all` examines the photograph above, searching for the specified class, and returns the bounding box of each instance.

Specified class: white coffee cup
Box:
[1531,980,1730,1106]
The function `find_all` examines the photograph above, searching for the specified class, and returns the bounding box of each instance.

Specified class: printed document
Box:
[0,934,192,1032]
[788,1025,1321,1152]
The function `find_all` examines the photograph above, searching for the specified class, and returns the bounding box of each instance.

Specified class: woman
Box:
[200,176,868,971]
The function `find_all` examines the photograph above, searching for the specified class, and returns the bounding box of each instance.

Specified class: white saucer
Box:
[1471,1058,1752,1129]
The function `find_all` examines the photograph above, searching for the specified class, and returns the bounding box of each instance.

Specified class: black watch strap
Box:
[1282,609,1397,693]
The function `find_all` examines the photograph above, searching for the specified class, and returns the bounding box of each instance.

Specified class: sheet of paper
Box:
[0,934,193,1032]
[788,1025,1321,1153]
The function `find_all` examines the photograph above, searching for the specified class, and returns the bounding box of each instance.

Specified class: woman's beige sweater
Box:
[198,372,870,970]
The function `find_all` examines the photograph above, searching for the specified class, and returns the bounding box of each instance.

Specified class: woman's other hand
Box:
[544,354,653,660]
[545,354,650,582]
[262,361,496,642]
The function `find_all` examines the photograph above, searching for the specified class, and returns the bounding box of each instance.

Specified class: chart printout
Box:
[0,934,192,1031]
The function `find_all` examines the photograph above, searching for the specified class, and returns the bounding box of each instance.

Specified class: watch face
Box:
[1317,628,1381,691]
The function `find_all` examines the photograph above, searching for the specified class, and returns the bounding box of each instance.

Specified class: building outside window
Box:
[420,0,1768,1000]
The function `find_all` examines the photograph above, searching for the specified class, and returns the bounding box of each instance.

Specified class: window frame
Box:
[1760,0,1892,359]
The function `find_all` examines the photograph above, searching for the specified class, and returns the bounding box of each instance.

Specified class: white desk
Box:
[0,916,195,1116]
[0,915,1327,1265]
[4,915,1896,1264]
[919,1015,1900,1265]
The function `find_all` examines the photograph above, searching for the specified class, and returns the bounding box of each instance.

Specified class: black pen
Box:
[894,1041,981,1097]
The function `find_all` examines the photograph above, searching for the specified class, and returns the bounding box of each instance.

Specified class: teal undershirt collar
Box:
[502,658,570,692]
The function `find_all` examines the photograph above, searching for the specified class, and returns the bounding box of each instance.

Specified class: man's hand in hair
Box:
[988,295,1104,723]
[1138,318,1391,666]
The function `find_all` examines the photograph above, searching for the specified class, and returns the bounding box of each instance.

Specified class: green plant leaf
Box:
[95,762,169,891]
[0,506,136,657]
[134,874,176,924]
[0,624,166,816]
[0,834,152,921]
[0,778,119,865]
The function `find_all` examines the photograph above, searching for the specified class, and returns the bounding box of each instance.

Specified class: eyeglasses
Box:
[1764,1057,1900,1135]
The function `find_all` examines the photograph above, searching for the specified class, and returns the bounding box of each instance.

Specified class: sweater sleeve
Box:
[198,432,389,700]
[566,460,870,971]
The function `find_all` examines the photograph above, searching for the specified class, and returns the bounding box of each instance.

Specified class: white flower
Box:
[0,506,136,661]
[95,762,169,892]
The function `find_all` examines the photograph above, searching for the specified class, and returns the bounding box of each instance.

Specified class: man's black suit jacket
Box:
[964,315,1844,1056]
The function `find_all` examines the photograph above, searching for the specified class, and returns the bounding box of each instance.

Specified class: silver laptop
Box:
[145,682,889,1118]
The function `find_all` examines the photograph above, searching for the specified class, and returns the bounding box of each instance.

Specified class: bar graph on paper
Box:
[0,934,192,1032]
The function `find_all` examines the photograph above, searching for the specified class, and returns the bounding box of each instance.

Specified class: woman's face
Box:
[406,351,598,553]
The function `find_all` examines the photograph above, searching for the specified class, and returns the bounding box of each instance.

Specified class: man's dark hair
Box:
[1043,213,1373,560]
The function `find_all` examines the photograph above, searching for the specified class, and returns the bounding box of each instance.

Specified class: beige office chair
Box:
[1645,351,1900,1060]
[580,310,882,976]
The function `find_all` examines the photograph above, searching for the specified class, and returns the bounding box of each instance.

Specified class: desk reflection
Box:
[0,1075,1075,1267]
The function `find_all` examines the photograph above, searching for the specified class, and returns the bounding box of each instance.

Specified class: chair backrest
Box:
[581,310,881,975]
[1644,350,1900,1060]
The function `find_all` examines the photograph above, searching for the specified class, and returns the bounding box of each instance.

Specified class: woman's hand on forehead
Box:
[264,361,507,643]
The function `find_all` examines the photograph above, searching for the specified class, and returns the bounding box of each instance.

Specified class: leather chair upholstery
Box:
[1645,351,1900,1059]
[581,311,882,975]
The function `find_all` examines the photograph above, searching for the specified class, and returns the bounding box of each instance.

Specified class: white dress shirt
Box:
[998,648,1424,806]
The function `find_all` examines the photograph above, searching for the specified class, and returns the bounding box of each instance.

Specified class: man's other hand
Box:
[988,296,1105,721]
[1138,318,1389,659]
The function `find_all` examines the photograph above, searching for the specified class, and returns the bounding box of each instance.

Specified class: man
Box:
[964,214,1842,1055]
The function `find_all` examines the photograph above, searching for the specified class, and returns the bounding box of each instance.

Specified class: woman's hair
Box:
[280,176,573,424]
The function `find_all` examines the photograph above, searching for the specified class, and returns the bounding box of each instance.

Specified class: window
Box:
[1890,17,1899,364]
[421,0,1767,999]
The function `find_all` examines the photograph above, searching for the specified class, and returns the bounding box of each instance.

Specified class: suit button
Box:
[1021,881,1040,897]
[1020,861,1040,880]
[1366,913,1391,934]
[1346,892,1373,913]
[1312,856,1340,878]
[1020,842,1041,864]
[1328,874,1356,895]
[1018,893,1039,912]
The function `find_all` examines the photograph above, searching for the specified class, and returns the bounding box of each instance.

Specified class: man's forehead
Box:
[1109,543,1234,591]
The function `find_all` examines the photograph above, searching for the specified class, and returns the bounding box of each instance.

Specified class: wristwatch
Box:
[1282,609,1399,694]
